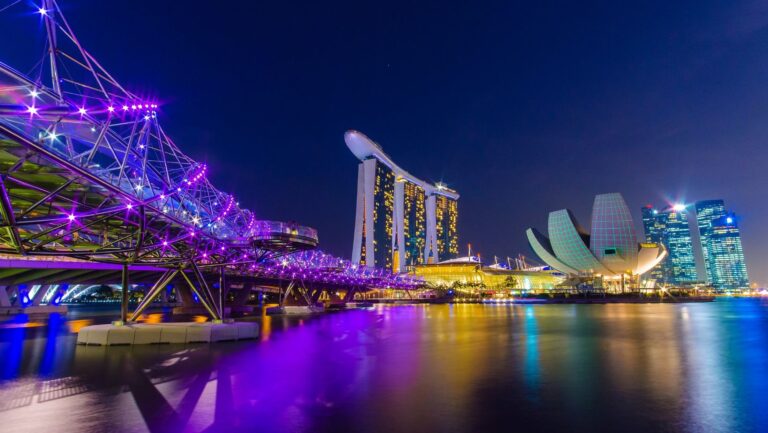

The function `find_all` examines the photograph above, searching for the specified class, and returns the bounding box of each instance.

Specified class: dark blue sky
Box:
[4,1,768,284]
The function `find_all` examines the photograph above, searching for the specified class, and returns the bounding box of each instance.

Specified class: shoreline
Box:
[373,295,717,305]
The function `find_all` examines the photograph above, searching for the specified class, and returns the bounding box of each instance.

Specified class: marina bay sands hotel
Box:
[345,131,459,272]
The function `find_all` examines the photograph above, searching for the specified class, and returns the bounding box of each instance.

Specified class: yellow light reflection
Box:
[136,313,164,324]
[67,319,93,333]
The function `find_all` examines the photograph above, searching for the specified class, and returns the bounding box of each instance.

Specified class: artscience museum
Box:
[525,193,666,287]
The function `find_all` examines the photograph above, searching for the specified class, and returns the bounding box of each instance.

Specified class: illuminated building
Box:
[347,131,459,271]
[433,193,459,260]
[641,205,665,282]
[641,204,698,285]
[409,257,563,291]
[402,181,426,267]
[525,193,666,287]
[695,200,749,289]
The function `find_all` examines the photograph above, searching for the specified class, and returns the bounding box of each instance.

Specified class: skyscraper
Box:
[641,204,698,285]
[433,191,459,260]
[347,131,459,272]
[695,200,749,289]
[641,205,665,282]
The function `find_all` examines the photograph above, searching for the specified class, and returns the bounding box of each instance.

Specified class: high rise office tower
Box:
[695,200,749,289]
[641,204,698,285]
[641,205,662,244]
[641,205,665,282]
[695,199,726,285]
[347,131,459,272]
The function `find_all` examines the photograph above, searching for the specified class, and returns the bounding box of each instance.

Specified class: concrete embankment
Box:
[76,321,259,345]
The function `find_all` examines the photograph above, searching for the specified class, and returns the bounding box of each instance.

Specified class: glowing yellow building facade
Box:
[403,181,426,266]
[435,194,459,258]
[409,261,564,291]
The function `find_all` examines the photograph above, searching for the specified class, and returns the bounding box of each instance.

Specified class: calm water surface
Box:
[0,299,767,433]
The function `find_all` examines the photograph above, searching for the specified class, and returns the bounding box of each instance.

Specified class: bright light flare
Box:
[78,107,87,115]
[26,106,37,115]
[672,203,686,212]
[67,214,76,222]
[37,7,47,16]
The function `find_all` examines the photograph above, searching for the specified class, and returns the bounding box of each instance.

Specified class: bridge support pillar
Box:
[130,270,177,322]
[120,263,129,324]
[218,266,226,318]
[180,267,220,321]
[176,282,195,307]
[310,288,323,304]
[343,288,357,302]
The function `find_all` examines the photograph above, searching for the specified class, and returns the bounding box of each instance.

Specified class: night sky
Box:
[2,1,767,284]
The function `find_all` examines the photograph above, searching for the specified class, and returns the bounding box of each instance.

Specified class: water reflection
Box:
[0,300,766,432]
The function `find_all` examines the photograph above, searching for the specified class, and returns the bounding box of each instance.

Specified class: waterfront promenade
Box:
[1,299,767,433]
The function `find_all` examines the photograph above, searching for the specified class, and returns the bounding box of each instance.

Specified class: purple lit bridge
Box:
[0,1,420,320]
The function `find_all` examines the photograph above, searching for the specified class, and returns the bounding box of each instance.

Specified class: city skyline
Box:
[2,1,765,284]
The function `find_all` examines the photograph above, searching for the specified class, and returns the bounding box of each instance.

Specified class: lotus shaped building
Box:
[525,193,666,279]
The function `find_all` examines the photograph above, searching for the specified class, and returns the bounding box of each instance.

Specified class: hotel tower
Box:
[345,130,459,272]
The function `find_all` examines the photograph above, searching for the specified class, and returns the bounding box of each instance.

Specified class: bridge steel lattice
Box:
[0,1,420,321]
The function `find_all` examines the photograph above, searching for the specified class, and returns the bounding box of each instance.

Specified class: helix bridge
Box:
[0,0,420,321]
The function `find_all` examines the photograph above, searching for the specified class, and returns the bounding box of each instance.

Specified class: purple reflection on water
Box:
[0,301,768,432]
